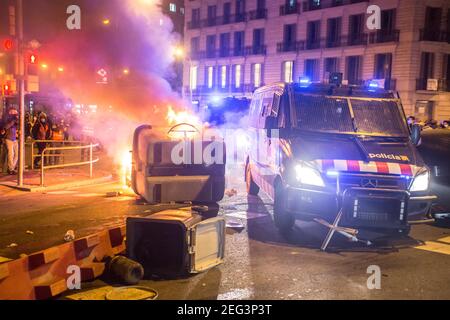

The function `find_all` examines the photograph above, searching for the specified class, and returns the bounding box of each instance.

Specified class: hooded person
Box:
[2,109,19,174]
[32,112,52,168]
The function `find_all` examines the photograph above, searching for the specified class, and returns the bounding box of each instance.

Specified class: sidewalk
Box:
[0,162,114,193]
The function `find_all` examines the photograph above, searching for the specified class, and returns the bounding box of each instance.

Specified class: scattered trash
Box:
[105,286,158,300]
[106,191,123,198]
[26,230,34,235]
[64,230,75,242]
[6,243,18,248]
[225,189,238,197]
[226,211,268,220]
[106,256,144,285]
[226,220,245,232]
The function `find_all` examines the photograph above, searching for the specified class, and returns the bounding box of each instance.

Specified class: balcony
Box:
[234,13,247,23]
[187,20,201,30]
[302,0,368,12]
[249,9,268,20]
[346,33,368,46]
[416,79,450,91]
[369,30,400,44]
[420,29,450,43]
[245,45,267,56]
[280,4,300,16]
[326,37,342,48]
[305,39,321,50]
[277,41,303,53]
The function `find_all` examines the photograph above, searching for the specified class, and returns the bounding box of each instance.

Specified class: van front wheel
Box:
[273,183,295,232]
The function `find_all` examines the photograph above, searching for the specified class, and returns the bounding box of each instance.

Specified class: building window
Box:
[304,59,319,81]
[207,66,215,89]
[220,33,231,57]
[326,17,342,48]
[169,3,176,13]
[206,35,216,58]
[324,57,339,78]
[190,66,198,90]
[234,31,245,56]
[283,61,294,83]
[306,21,321,49]
[180,8,185,15]
[374,53,392,80]
[221,66,228,89]
[346,56,362,85]
[253,63,262,88]
[233,65,242,88]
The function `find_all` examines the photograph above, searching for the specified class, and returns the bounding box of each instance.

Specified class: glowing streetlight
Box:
[172,46,185,60]
[41,63,48,69]
[57,66,64,72]
[102,19,111,26]
[123,68,130,75]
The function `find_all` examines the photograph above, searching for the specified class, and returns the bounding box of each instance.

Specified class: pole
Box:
[17,0,25,187]
[89,144,93,178]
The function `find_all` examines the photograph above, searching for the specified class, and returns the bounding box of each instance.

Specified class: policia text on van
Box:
[245,82,437,240]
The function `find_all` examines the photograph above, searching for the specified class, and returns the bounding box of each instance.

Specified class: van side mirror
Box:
[411,124,421,146]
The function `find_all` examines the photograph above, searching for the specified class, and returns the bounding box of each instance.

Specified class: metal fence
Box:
[32,141,99,187]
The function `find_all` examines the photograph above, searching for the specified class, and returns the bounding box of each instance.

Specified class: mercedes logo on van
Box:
[361,179,378,188]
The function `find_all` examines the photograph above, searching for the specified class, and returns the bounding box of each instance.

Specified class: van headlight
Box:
[410,170,430,192]
[295,163,325,187]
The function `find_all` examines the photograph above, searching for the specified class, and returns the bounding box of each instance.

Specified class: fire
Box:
[166,105,201,127]
[166,105,203,140]
[120,150,132,187]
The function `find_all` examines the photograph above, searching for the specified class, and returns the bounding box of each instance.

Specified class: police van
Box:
[245,79,437,238]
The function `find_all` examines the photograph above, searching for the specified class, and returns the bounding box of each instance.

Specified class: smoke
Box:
[35,0,187,164]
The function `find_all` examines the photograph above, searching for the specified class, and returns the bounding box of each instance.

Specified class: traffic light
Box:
[2,83,11,96]
[28,53,38,64]
[3,39,14,51]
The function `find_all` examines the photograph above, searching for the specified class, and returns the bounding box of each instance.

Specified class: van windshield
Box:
[293,94,409,137]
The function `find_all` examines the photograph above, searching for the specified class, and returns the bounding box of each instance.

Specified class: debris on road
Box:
[226,220,245,232]
[106,191,123,198]
[225,188,238,197]
[106,256,144,285]
[6,243,18,248]
[105,286,158,300]
[26,230,34,235]
[64,230,75,242]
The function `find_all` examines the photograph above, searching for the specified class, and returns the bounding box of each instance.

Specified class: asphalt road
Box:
[0,165,449,300]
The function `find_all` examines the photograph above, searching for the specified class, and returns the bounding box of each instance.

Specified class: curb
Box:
[0,175,114,193]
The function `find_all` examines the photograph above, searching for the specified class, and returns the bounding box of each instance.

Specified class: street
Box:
[1,165,449,300]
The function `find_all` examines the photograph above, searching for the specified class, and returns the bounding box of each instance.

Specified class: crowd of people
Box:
[407,117,450,130]
[0,108,76,175]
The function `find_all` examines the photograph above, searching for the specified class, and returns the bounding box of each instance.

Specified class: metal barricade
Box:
[39,143,100,187]
[29,140,84,170]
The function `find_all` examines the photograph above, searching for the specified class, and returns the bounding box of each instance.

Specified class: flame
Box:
[120,150,132,187]
[166,105,201,126]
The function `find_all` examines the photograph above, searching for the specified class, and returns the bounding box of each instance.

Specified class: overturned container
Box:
[131,124,226,204]
[126,208,226,278]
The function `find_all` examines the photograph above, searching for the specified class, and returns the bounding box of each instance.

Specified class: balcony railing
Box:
[369,30,400,44]
[249,9,268,20]
[187,84,264,95]
[280,4,300,16]
[302,0,367,12]
[187,20,201,30]
[416,78,450,91]
[277,41,303,53]
[190,48,248,60]
[347,33,368,46]
[245,45,267,56]
[420,29,450,43]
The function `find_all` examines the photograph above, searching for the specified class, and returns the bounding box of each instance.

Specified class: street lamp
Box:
[172,46,195,105]
[102,19,111,26]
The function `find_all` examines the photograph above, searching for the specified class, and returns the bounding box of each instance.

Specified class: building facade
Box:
[183,0,450,121]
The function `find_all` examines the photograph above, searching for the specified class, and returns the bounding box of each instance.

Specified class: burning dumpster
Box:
[131,124,226,204]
